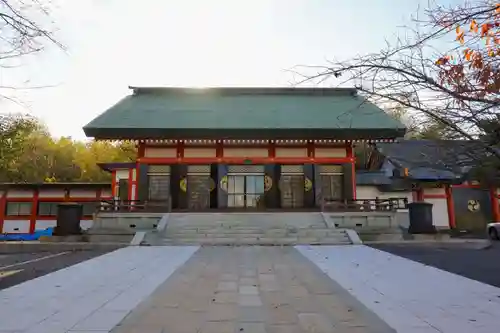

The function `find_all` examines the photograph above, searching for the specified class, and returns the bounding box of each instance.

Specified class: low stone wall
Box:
[91,212,165,234]
[324,211,402,229]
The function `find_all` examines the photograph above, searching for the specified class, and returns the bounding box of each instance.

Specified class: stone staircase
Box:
[146,213,352,246]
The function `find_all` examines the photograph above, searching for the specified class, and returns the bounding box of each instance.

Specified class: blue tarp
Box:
[0,227,53,241]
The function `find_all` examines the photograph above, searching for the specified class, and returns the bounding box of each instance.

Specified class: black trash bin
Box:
[54,203,83,236]
[408,202,436,234]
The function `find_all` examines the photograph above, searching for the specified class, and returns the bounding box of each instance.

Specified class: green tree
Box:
[1,114,137,182]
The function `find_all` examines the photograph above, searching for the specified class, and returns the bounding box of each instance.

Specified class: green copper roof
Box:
[83,87,405,139]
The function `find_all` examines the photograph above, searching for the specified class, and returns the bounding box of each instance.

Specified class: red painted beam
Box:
[423,194,447,199]
[142,143,349,149]
[137,157,354,164]
[452,184,482,188]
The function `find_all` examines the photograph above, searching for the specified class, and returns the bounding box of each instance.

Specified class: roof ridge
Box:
[129,86,358,96]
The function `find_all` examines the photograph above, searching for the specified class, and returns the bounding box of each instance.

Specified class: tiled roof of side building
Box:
[375,140,489,181]
[83,86,406,140]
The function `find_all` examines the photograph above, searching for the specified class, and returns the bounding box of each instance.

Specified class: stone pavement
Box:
[111,246,394,333]
[298,245,500,333]
[0,246,198,333]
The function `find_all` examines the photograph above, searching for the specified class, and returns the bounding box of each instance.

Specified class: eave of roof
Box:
[0,182,110,189]
[84,86,406,140]
[97,162,137,172]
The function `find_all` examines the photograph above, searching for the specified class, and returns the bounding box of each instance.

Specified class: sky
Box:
[0,0,458,140]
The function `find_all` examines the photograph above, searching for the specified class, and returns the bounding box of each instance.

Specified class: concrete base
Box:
[91,212,164,234]
[324,211,401,229]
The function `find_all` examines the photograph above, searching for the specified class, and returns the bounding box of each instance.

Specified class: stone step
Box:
[165,226,329,232]
[164,233,348,240]
[159,236,351,246]
[166,230,343,237]
[166,224,328,229]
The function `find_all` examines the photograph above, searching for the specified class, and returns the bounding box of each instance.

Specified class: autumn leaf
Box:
[470,20,477,31]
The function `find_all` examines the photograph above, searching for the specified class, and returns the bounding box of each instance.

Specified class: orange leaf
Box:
[456,25,461,34]
[496,4,500,14]
[470,20,477,31]
[466,52,472,61]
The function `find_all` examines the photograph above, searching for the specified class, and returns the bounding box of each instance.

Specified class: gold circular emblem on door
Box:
[264,176,273,192]
[180,177,187,192]
[467,199,480,212]
[304,178,313,192]
[219,175,228,192]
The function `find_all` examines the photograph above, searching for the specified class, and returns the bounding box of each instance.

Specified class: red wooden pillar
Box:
[111,170,117,198]
[128,168,134,201]
[416,188,424,202]
[445,185,456,229]
[0,190,6,233]
[29,188,39,234]
[346,143,356,200]
[490,187,500,222]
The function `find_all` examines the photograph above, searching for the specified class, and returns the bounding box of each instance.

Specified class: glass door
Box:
[227,175,265,208]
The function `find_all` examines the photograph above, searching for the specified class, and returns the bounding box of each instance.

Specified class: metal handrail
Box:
[97,197,172,213]
[321,197,408,212]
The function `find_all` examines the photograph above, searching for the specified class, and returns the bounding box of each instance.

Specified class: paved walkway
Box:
[111,247,394,333]
[0,246,198,333]
[2,245,499,333]
[298,245,500,333]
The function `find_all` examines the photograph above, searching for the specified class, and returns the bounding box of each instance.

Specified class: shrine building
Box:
[83,87,405,211]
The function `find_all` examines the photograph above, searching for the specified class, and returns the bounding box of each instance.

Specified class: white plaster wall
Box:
[356,186,380,199]
[275,148,308,158]
[116,169,129,180]
[101,189,112,198]
[184,148,216,158]
[69,189,97,198]
[425,198,449,228]
[144,147,176,158]
[131,185,136,200]
[2,220,30,233]
[314,147,346,158]
[423,187,446,195]
[38,189,65,198]
[224,148,268,157]
[80,220,93,230]
[35,220,57,230]
[1,220,93,233]
[6,189,34,198]
[356,186,412,202]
